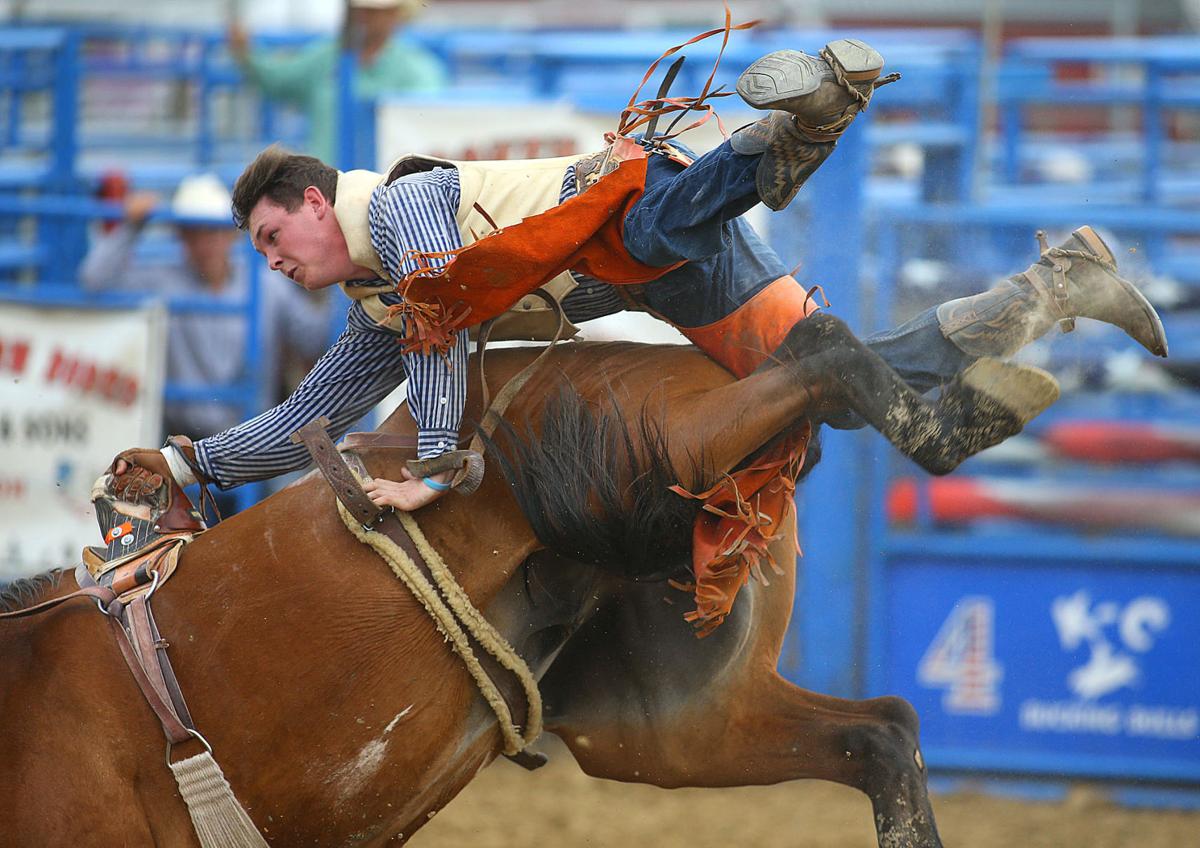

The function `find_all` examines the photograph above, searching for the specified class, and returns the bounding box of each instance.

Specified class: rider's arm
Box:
[190,305,407,488]
[78,192,162,292]
[369,169,469,459]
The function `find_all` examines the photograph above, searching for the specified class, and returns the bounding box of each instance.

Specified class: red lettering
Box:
[0,338,31,375]
[42,347,139,408]
[432,137,581,163]
[0,478,25,500]
[114,375,140,406]
[76,361,97,392]
[44,348,70,383]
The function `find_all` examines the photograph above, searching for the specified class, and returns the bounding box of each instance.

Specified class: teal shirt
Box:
[242,38,446,163]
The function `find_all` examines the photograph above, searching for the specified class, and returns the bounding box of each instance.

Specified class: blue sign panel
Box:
[874,556,1200,782]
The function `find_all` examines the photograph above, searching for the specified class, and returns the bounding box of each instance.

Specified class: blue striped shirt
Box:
[195,165,625,488]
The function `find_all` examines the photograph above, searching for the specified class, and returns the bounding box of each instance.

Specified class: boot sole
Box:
[960,357,1060,426]
[737,50,826,110]
[823,38,886,81]
[736,40,883,111]
[1073,226,1169,358]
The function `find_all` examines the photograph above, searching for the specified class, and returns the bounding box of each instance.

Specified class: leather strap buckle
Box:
[1035,229,1076,334]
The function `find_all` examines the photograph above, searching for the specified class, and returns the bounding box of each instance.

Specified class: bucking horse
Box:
[0,314,1058,846]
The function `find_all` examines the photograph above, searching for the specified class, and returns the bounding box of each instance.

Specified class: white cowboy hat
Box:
[170,173,232,225]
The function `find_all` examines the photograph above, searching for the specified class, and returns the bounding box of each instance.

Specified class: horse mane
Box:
[0,569,64,613]
[486,383,705,582]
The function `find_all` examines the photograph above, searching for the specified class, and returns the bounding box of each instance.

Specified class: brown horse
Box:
[1,319,1048,846]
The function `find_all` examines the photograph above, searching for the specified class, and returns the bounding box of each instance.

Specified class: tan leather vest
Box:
[336,153,589,341]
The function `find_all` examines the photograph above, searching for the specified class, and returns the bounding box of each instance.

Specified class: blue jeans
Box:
[621,139,973,400]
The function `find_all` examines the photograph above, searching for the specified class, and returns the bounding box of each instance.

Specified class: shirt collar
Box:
[333,168,389,282]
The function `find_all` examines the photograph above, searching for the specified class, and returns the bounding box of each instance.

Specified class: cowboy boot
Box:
[772,313,1059,475]
[937,226,1169,359]
[731,39,899,210]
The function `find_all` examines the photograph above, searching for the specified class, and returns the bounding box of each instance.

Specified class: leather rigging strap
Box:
[291,417,546,770]
[465,289,570,460]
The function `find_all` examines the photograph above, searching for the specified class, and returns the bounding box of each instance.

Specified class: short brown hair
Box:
[230,144,338,230]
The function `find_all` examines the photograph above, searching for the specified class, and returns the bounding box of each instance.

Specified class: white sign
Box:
[376,97,601,168]
[0,302,165,579]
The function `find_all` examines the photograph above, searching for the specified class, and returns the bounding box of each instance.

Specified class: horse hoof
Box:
[960,357,1060,425]
[906,357,1059,476]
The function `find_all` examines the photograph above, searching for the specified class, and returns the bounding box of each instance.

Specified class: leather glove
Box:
[109,436,201,503]
[110,447,171,502]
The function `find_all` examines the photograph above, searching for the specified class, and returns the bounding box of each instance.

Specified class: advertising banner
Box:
[0,303,165,580]
[376,97,599,167]
[878,556,1200,781]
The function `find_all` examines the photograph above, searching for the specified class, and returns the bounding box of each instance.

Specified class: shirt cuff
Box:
[191,440,222,488]
[159,446,197,487]
[417,429,458,459]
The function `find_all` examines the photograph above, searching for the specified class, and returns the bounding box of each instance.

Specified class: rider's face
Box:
[248,188,349,291]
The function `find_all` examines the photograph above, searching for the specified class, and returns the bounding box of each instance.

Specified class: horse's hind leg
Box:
[541,516,942,848]
[551,664,941,848]
[766,312,1058,474]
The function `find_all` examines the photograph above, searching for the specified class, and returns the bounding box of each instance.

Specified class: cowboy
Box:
[109,39,1166,515]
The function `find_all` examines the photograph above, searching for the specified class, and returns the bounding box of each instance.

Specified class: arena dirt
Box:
[417,740,1198,848]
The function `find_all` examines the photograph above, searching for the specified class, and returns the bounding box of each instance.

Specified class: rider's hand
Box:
[363,467,451,512]
[110,447,175,502]
[123,192,159,228]
[227,24,250,63]
[109,437,199,503]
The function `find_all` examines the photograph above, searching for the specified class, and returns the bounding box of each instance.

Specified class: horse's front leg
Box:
[766,312,1059,475]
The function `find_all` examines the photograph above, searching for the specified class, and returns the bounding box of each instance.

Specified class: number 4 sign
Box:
[918,597,1004,715]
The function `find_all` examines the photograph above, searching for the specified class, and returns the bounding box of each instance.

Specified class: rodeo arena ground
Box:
[4,0,1200,845]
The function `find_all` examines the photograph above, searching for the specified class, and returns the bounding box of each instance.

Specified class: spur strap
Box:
[105,606,194,744]
[470,290,570,458]
[0,582,116,621]
[75,565,197,745]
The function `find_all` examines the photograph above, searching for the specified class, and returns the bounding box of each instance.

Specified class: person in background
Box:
[79,173,331,452]
[228,0,447,164]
